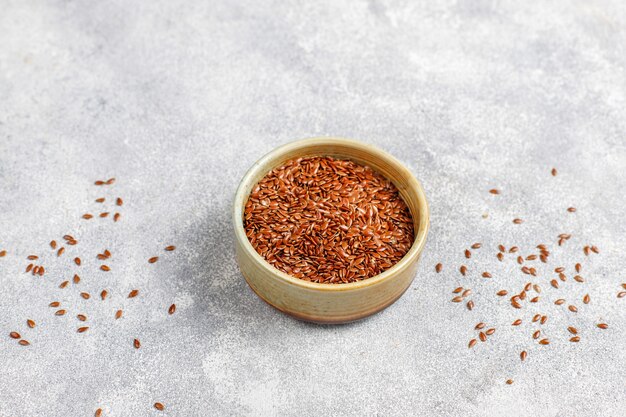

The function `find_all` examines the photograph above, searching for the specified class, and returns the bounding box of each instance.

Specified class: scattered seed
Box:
[116,197,123,206]
[27,319,35,328]
[115,310,123,319]
[496,290,508,296]
[520,351,527,361]
[18,340,30,346]
[55,310,66,316]
[619,292,626,298]
[73,274,81,284]
[168,304,176,315]
[10,332,20,339]
[435,263,442,273]
[489,189,500,195]
[460,265,467,276]
[513,218,523,224]
[133,338,141,349]
[497,252,504,261]
[451,296,463,303]
[574,275,584,283]
[533,330,541,339]
[583,294,590,304]
[555,267,564,273]
[95,198,105,203]
[590,246,599,254]
[551,280,559,289]
[49,301,60,307]
[570,336,580,342]
[106,178,115,185]
[154,403,164,411]
[539,338,550,345]
[77,314,87,321]
[526,255,537,261]
[482,272,492,278]
[95,180,105,186]
[95,408,102,417]
[128,289,139,298]
[80,292,90,300]
[165,245,176,251]
[466,300,474,310]
[99,212,109,218]
[486,328,495,335]
[475,322,485,330]
[532,314,540,322]
[26,264,33,273]
[568,327,578,334]
[567,207,576,212]
[471,243,482,249]
[104,249,111,258]
[530,296,539,303]
[57,247,65,257]
[74,257,81,266]
[0,250,6,257]
[597,323,608,329]
[101,290,108,300]
[512,319,522,326]
[533,284,541,293]
[464,250,471,259]
[82,214,93,220]
[100,265,111,272]
[77,327,89,333]
[540,316,548,325]
[468,339,477,348]
[113,213,121,222]
[575,263,581,273]
[568,305,578,313]
[148,256,159,263]
[506,379,513,385]
[453,287,463,294]
[551,168,557,176]
[498,245,506,252]
[462,289,472,297]
[479,332,487,342]
[27,255,38,260]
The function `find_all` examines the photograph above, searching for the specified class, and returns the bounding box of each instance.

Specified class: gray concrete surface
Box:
[1,1,626,416]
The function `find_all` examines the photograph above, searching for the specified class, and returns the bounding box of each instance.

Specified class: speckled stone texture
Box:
[1,1,625,416]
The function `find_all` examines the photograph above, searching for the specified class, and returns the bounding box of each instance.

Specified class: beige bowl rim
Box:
[232,136,430,292]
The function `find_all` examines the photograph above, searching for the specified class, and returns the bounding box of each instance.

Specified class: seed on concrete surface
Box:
[520,351,527,361]
[597,323,608,329]
[468,339,477,348]
[435,263,443,273]
[512,319,522,326]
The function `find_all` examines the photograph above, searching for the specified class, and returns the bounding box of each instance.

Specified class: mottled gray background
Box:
[1,1,625,416]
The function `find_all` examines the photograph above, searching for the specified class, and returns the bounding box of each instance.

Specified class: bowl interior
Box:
[233,137,429,291]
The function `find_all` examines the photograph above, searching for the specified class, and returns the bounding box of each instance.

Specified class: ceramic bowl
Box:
[233,137,429,323]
